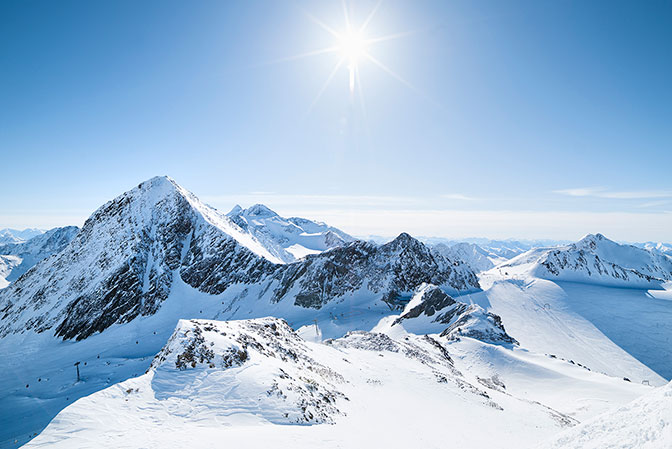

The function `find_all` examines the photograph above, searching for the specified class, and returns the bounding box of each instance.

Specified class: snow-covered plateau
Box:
[1,176,671,448]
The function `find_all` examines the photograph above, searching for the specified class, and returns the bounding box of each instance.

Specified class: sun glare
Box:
[337,29,368,93]
[338,29,368,65]
[279,1,420,111]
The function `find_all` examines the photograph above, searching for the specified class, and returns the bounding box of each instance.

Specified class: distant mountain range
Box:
[2,176,672,449]
[0,176,479,341]
[0,227,79,288]
[227,203,355,263]
[0,228,44,245]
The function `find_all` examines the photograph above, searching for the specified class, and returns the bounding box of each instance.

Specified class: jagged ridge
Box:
[0,177,480,341]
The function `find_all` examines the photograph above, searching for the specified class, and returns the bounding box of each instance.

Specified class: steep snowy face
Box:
[500,233,672,288]
[433,242,496,273]
[266,233,481,310]
[0,228,44,245]
[390,284,517,344]
[0,226,79,287]
[0,177,278,340]
[227,204,356,263]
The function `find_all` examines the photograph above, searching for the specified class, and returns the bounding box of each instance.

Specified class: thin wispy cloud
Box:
[440,193,476,201]
[282,208,672,242]
[554,188,672,200]
[637,200,671,209]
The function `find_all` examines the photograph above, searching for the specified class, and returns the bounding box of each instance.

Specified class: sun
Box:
[338,28,368,65]
[273,1,421,111]
[337,28,369,92]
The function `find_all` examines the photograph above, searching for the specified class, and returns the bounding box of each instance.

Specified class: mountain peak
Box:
[385,232,423,251]
[136,176,180,194]
[227,204,243,216]
[245,204,278,217]
[579,233,608,243]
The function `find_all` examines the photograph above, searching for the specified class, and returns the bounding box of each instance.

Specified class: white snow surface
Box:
[227,204,356,263]
[542,380,672,449]
[471,268,672,384]
[23,317,651,449]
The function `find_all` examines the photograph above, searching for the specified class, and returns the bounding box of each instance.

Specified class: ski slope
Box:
[22,317,650,449]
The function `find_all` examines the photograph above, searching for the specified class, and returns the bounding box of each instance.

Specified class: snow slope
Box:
[471,270,672,384]
[227,204,356,262]
[0,226,79,288]
[23,317,651,449]
[543,380,672,449]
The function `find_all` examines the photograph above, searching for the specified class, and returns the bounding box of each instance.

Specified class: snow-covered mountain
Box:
[0,226,79,288]
[0,176,479,341]
[497,233,672,288]
[22,316,651,449]
[227,204,355,262]
[432,242,498,272]
[0,228,44,244]
[0,176,485,446]
[385,284,517,344]
[633,241,672,258]
[0,176,287,340]
[3,176,671,449]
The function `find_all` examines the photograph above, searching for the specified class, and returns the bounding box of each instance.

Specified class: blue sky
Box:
[1,0,671,241]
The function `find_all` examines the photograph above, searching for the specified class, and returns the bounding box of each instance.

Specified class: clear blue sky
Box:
[1,0,671,241]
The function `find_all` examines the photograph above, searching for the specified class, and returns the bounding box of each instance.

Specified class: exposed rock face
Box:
[270,233,480,310]
[0,177,481,342]
[438,306,517,344]
[393,284,517,344]
[393,284,458,320]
